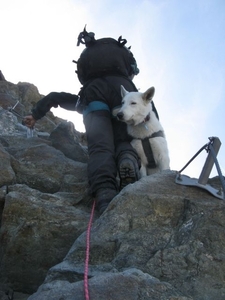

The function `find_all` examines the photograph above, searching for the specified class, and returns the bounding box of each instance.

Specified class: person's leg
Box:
[84,110,119,213]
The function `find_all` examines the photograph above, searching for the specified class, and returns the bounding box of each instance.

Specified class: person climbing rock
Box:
[24,27,157,214]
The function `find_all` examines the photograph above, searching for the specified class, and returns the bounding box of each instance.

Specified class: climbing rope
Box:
[84,200,96,300]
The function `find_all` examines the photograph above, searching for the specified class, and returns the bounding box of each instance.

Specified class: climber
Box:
[24,27,155,214]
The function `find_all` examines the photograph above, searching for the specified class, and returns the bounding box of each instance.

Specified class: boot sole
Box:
[119,158,138,189]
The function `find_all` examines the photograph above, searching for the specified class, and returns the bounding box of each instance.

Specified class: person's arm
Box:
[23,92,79,128]
[31,92,79,120]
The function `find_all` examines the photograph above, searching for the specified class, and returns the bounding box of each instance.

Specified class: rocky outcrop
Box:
[0,79,90,299]
[0,78,225,300]
[0,79,63,134]
[0,71,6,81]
[26,172,225,300]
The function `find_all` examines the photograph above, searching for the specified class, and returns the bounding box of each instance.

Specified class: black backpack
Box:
[74,27,139,85]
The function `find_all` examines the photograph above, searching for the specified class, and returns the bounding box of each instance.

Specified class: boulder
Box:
[0,184,94,294]
[49,121,88,163]
[30,171,224,300]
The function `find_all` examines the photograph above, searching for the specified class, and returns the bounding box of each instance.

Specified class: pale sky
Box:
[1,0,225,179]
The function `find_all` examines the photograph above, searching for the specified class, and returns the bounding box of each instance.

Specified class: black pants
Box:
[84,110,139,195]
[81,76,140,195]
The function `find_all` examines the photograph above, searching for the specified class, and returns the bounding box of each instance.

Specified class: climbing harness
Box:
[141,130,165,168]
[141,130,165,169]
[84,200,96,300]
[175,137,225,200]
[7,100,34,138]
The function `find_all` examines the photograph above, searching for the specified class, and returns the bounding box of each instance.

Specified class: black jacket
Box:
[31,92,79,120]
[31,78,159,120]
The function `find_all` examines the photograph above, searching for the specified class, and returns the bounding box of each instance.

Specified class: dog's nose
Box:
[117,112,124,120]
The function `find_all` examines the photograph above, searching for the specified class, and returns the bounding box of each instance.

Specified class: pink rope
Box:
[84,200,96,300]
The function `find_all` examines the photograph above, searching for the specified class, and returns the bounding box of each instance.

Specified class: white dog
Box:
[117,86,170,177]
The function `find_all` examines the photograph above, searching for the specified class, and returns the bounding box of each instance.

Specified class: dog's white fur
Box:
[118,85,170,177]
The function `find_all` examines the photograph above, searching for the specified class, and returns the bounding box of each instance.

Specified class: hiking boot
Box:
[118,154,140,190]
[95,188,118,215]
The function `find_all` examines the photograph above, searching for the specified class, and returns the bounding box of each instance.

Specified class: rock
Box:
[0,70,6,81]
[21,171,225,299]
[0,108,19,135]
[28,268,193,300]
[1,77,225,300]
[0,144,15,186]
[7,139,87,193]
[0,80,63,134]
[0,186,8,225]
[0,184,95,294]
[49,121,88,163]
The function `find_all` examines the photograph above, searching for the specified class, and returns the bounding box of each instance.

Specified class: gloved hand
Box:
[22,115,36,128]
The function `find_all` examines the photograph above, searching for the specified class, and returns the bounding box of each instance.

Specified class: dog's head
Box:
[117,85,155,126]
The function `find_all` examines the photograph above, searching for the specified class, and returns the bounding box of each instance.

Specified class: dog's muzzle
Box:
[117,112,124,120]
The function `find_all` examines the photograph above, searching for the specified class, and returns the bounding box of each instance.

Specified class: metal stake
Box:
[175,136,224,200]
[198,137,221,185]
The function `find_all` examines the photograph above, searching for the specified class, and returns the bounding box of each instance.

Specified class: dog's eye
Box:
[131,102,136,105]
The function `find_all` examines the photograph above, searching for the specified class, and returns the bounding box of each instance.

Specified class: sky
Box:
[1,0,225,180]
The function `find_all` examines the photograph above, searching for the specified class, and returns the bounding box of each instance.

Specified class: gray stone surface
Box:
[0,79,225,300]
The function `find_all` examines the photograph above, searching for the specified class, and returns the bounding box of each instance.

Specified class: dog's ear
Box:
[143,87,155,102]
[121,85,129,98]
